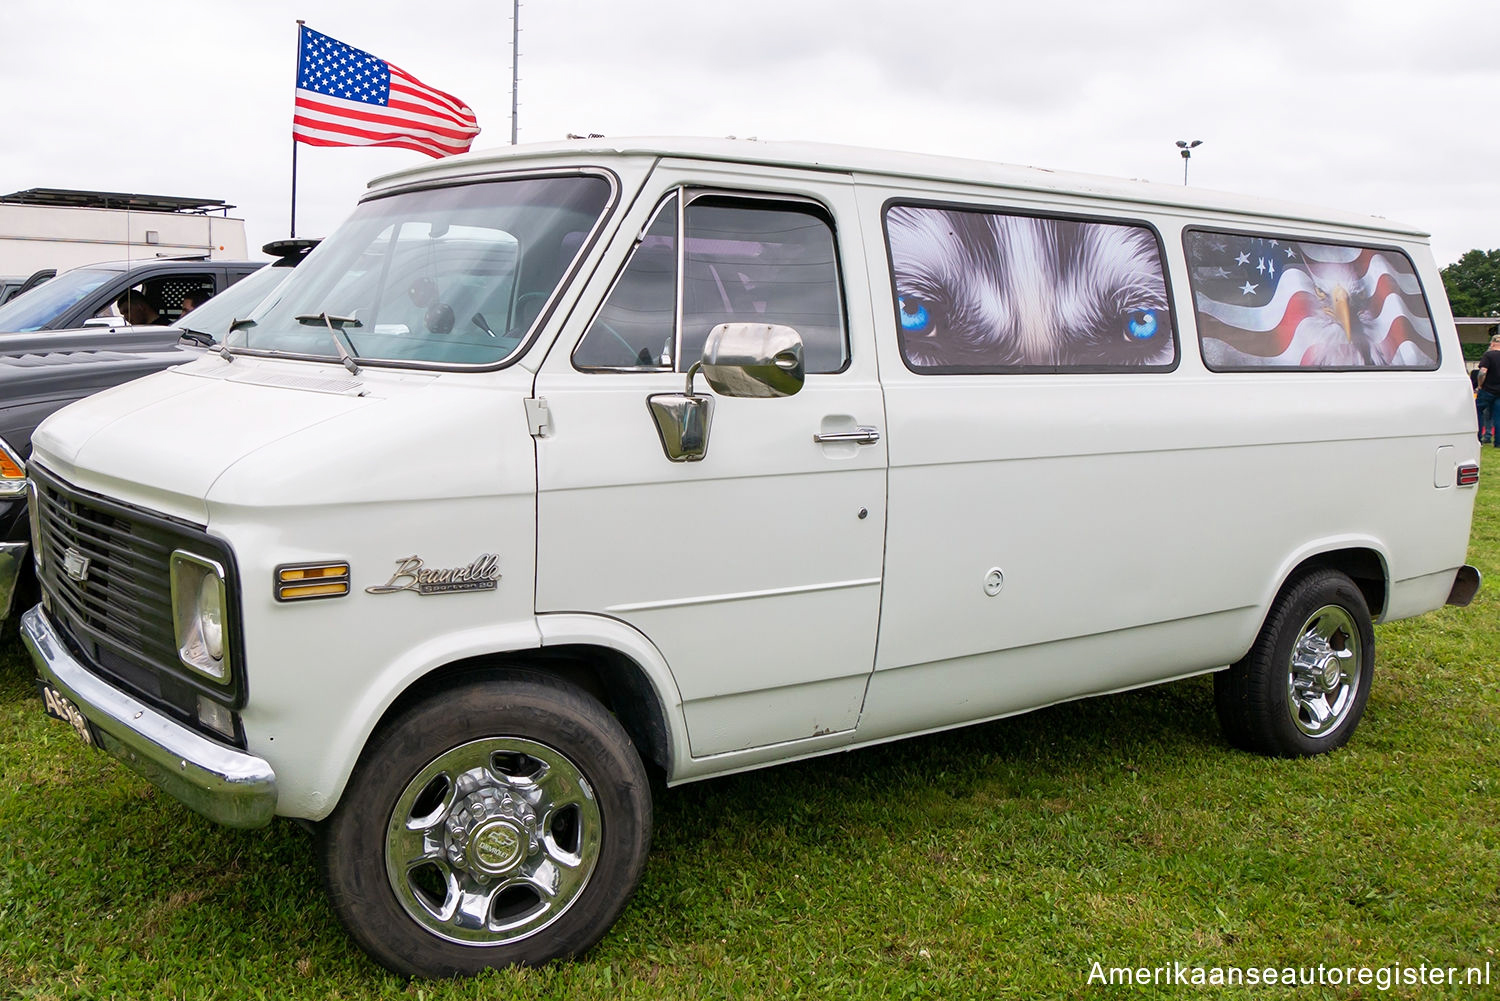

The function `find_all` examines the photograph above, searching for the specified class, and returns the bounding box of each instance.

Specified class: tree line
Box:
[1442,249,1500,317]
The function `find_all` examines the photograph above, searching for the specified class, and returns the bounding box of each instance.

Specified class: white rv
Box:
[19,138,1480,977]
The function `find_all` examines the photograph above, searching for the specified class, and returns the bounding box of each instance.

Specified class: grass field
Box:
[2,463,1497,1000]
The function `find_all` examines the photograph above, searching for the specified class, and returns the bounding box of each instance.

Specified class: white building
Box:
[0,188,248,276]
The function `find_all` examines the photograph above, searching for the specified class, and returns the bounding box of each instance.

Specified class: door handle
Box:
[813,426,881,445]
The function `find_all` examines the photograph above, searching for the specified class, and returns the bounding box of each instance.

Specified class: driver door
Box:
[533,168,887,758]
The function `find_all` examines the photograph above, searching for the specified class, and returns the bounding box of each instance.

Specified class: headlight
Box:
[0,439,26,498]
[170,551,232,684]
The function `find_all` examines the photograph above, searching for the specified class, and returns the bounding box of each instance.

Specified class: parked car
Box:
[0,256,261,334]
[0,269,56,304]
[19,138,1480,977]
[0,241,313,621]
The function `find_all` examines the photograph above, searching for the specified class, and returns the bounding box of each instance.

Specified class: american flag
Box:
[1186,231,1437,369]
[293,25,480,159]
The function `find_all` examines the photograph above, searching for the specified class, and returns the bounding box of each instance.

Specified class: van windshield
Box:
[231,175,611,366]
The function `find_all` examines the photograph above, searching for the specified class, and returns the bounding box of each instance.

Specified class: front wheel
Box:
[1214,569,1375,757]
[319,672,652,977]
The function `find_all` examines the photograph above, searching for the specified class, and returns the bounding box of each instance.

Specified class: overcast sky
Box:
[4,0,1497,266]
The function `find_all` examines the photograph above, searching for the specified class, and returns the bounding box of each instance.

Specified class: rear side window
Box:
[1184,229,1438,370]
[884,203,1177,373]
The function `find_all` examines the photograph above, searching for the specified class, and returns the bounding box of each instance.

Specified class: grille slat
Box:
[56,574,176,642]
[40,503,174,564]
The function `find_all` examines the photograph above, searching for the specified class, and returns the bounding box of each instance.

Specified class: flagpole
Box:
[291,19,305,238]
[510,0,520,144]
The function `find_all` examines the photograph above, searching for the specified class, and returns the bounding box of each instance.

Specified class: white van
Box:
[21,138,1481,977]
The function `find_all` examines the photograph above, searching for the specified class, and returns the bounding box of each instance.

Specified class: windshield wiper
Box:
[295,312,362,376]
[176,327,214,347]
[210,317,260,363]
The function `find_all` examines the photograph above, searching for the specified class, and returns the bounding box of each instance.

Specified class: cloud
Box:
[0,0,1496,265]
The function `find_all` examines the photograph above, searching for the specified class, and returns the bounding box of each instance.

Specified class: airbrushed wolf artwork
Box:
[887,205,1176,371]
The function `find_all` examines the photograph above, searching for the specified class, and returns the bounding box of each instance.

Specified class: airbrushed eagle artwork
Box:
[1185,230,1438,369]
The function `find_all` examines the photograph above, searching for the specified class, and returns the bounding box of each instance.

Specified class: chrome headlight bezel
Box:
[170,550,233,685]
[26,478,42,573]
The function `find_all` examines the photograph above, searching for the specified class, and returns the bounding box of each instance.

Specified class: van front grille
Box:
[29,464,246,726]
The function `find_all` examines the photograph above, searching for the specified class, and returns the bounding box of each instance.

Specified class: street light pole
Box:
[1176,139,1202,185]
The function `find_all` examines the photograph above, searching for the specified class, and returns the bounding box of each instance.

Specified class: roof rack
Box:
[0,188,236,215]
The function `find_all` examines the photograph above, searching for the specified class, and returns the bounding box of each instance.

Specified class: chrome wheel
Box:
[1286,604,1363,738]
[385,736,602,946]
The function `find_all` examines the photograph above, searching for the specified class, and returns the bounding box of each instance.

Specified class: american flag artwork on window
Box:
[1185,230,1437,370]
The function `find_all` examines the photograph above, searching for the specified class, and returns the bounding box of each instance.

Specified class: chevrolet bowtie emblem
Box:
[63,547,91,583]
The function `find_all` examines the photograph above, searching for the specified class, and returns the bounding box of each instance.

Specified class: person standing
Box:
[1476,333,1500,449]
[1473,366,1493,442]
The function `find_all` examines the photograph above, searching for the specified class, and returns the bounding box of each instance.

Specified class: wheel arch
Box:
[1247,540,1389,659]
[368,643,677,787]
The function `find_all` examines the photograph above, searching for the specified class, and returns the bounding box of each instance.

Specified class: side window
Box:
[154,276,216,322]
[885,204,1177,373]
[1184,230,1439,370]
[574,196,678,369]
[575,192,850,373]
[102,274,215,326]
[680,197,847,373]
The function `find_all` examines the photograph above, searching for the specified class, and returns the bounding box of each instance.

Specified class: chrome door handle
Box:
[813,426,881,445]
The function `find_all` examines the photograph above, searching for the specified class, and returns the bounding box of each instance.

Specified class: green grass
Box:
[3,461,1498,1000]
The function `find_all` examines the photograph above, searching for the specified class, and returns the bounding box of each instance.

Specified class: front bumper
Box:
[0,541,28,620]
[22,604,277,829]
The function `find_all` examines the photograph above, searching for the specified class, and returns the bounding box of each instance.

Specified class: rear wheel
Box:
[1214,569,1375,757]
[319,672,652,977]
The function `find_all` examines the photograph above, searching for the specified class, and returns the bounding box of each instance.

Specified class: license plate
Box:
[38,681,96,747]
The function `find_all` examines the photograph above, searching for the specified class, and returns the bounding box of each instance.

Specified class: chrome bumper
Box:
[21,604,277,829]
[0,541,28,620]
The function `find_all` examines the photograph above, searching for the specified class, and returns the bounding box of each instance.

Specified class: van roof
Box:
[367,136,1429,242]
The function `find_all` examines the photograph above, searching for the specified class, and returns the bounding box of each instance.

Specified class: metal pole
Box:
[1176,139,1201,186]
[290,139,299,239]
[291,20,305,238]
[511,0,520,144]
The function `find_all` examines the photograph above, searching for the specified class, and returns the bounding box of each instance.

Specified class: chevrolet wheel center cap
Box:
[471,821,525,874]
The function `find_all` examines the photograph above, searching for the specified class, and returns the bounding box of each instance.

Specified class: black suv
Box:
[0,257,263,334]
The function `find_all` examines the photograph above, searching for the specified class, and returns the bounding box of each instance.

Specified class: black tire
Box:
[319,671,652,978]
[1214,569,1375,757]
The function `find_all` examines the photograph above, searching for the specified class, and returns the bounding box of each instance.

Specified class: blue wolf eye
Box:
[1126,309,1159,341]
[899,296,932,333]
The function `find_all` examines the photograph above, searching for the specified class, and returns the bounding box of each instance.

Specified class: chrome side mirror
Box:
[646,323,806,462]
[700,323,805,399]
[646,391,714,462]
